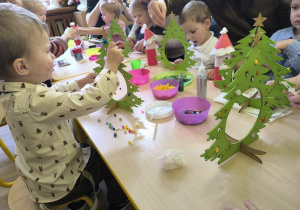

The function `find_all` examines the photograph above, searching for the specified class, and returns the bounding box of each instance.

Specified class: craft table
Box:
[67,59,300,210]
[52,48,146,81]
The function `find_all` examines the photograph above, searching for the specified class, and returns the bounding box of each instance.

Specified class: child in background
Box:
[0,0,23,6]
[100,0,127,42]
[0,3,130,210]
[174,1,218,80]
[129,0,164,52]
[266,0,300,80]
[23,0,76,58]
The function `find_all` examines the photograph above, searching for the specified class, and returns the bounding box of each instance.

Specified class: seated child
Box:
[23,0,76,58]
[99,0,127,42]
[129,0,164,52]
[0,3,130,210]
[174,1,218,80]
[266,0,300,80]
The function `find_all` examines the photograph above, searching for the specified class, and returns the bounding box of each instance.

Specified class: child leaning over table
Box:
[0,4,130,210]
[99,0,127,43]
[174,1,218,80]
[265,0,300,80]
[23,0,76,59]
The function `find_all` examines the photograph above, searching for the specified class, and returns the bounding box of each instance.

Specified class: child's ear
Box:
[204,19,211,29]
[12,58,30,76]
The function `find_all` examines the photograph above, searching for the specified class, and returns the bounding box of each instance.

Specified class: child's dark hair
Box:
[0,3,45,79]
[179,1,211,25]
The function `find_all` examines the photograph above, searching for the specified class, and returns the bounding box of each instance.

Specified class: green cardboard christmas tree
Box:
[201,13,293,164]
[93,26,144,113]
[108,19,131,57]
[157,12,196,70]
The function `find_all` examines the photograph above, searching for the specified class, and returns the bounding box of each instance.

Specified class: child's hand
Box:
[115,41,125,49]
[104,42,124,73]
[288,92,300,109]
[206,69,214,80]
[133,40,146,53]
[274,39,295,51]
[77,72,97,88]
[62,27,76,41]
[173,59,183,65]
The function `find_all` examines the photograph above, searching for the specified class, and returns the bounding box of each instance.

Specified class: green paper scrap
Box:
[157,13,196,71]
[201,13,292,164]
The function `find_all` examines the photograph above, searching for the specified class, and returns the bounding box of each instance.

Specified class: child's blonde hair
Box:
[179,1,211,25]
[0,3,45,79]
[100,0,122,19]
[23,0,47,14]
[129,0,148,14]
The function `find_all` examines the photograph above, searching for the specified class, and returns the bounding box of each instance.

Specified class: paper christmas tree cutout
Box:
[157,12,196,70]
[201,13,292,164]
[108,19,131,57]
[210,27,235,86]
[93,32,144,113]
[143,24,158,66]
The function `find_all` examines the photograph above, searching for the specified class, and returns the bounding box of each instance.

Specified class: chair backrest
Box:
[0,103,16,188]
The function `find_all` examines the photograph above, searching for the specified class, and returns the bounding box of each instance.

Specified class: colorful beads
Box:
[153,83,175,90]
[182,109,202,114]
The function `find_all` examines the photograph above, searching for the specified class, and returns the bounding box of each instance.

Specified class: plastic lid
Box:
[145,101,173,120]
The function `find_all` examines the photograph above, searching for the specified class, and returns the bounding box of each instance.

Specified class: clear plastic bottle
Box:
[197,61,207,99]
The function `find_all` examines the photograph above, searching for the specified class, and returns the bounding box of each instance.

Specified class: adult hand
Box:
[274,39,295,51]
[104,42,124,73]
[148,0,167,27]
[133,40,146,53]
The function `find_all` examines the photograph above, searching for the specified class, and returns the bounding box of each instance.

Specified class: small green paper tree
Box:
[201,13,292,164]
[157,12,196,70]
[93,29,144,112]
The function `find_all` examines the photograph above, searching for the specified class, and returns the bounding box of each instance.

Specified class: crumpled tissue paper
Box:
[158,149,184,170]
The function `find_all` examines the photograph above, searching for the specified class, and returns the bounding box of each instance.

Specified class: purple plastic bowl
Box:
[129,68,150,85]
[150,79,179,100]
[172,97,211,125]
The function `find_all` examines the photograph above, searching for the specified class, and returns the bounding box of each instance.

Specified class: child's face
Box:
[291,0,300,31]
[100,7,114,24]
[35,6,47,23]
[24,30,55,84]
[181,19,211,47]
[132,8,152,28]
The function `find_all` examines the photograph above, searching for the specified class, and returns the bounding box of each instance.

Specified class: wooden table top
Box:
[70,59,300,210]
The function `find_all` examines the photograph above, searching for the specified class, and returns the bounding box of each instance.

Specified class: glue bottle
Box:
[70,22,81,46]
[196,61,207,99]
[178,73,184,92]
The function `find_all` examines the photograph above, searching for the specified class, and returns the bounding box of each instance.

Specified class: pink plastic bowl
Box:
[172,97,211,125]
[150,79,179,100]
[129,68,150,85]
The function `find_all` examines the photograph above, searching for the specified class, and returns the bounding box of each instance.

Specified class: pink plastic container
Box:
[150,79,179,100]
[172,97,211,125]
[129,68,150,85]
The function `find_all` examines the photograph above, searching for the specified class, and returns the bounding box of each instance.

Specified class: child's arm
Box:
[77,27,106,36]
[77,72,97,89]
[275,39,300,74]
[61,27,76,42]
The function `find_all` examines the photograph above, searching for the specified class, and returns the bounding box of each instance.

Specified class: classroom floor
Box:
[0,124,135,210]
